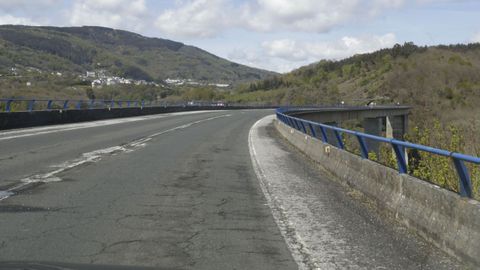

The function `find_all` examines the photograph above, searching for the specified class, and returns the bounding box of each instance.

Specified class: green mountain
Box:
[234,43,479,120]
[0,25,275,83]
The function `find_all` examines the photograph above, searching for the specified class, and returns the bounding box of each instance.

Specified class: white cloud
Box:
[228,48,264,66]
[0,14,38,25]
[229,33,397,72]
[0,0,59,12]
[372,0,405,9]
[241,0,361,33]
[261,39,308,61]
[472,32,480,43]
[68,0,147,31]
[368,0,405,16]
[155,0,231,38]
[0,0,59,25]
[228,46,293,72]
[263,33,396,62]
[154,0,405,38]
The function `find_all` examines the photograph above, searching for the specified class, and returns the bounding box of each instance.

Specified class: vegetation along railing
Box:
[276,108,480,199]
[0,98,216,112]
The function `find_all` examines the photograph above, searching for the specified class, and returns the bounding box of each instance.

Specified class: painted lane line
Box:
[248,115,314,270]
[4,143,145,198]
[0,113,231,201]
[0,110,220,141]
[0,191,13,200]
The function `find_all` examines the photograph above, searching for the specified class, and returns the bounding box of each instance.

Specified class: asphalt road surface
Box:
[0,110,464,269]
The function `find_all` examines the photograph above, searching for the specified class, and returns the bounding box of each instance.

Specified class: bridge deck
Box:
[0,110,464,269]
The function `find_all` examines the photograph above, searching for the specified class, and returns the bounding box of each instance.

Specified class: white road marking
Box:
[249,115,318,270]
[0,110,219,141]
[0,113,231,201]
[0,191,13,200]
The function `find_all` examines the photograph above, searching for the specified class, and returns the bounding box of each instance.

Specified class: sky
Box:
[0,0,479,73]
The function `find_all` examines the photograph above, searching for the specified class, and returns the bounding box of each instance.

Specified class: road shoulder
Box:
[248,115,462,270]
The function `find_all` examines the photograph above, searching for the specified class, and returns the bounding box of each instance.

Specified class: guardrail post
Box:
[27,100,35,112]
[288,118,294,128]
[127,101,131,108]
[6,99,13,112]
[355,134,369,159]
[286,117,294,128]
[63,100,69,110]
[299,121,307,134]
[319,126,328,143]
[295,120,302,131]
[308,123,316,138]
[391,143,408,174]
[452,158,473,198]
[287,117,293,128]
[118,101,122,108]
[47,100,53,110]
[334,130,344,149]
[292,119,299,130]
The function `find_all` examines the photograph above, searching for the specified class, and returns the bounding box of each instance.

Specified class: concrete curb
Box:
[274,119,480,267]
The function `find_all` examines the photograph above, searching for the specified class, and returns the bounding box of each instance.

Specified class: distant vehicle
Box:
[186,100,226,107]
[187,101,203,106]
[366,101,377,107]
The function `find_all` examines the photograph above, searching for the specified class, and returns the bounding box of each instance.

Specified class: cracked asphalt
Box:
[0,110,297,269]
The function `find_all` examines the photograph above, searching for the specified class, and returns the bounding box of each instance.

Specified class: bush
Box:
[405,121,480,198]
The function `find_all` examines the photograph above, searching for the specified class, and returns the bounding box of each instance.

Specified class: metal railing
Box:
[276,108,480,198]
[0,98,154,112]
[0,98,234,112]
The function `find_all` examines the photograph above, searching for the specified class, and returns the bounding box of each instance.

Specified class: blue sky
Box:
[0,0,479,73]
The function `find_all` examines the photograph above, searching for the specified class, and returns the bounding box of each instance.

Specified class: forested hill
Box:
[0,25,275,83]
[235,43,480,125]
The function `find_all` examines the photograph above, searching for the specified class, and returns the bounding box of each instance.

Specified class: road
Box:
[0,110,464,269]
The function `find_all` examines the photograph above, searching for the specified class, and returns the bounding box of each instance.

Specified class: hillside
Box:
[229,42,480,154]
[0,25,274,84]
[226,42,480,194]
[233,43,480,122]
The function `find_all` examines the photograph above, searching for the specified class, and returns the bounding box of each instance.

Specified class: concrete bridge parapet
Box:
[274,116,480,267]
[288,106,410,156]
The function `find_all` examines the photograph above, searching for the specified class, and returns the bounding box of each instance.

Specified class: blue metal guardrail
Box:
[0,98,231,112]
[0,98,151,112]
[276,108,480,198]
